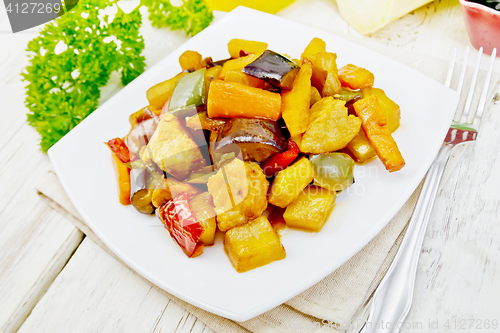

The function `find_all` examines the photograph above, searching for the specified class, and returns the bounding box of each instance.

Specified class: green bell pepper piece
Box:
[309,153,355,193]
[168,68,206,113]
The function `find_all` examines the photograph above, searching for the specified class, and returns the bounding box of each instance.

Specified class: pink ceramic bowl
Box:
[459,0,500,56]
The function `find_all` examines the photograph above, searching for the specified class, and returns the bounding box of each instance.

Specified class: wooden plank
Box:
[0,84,84,332]
[403,85,500,331]
[0,27,84,332]
[17,238,215,333]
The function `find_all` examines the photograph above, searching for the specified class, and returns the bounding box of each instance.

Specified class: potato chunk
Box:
[361,87,400,133]
[338,64,374,90]
[179,50,203,71]
[295,97,361,154]
[190,192,217,246]
[344,129,376,163]
[284,185,336,232]
[143,113,206,180]
[268,157,314,208]
[227,39,268,59]
[281,61,312,137]
[146,72,188,109]
[311,52,342,97]
[224,216,286,272]
[353,95,405,172]
[207,158,268,231]
[151,177,201,208]
[301,37,326,60]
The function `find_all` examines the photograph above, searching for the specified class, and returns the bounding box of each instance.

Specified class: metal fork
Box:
[357,47,497,333]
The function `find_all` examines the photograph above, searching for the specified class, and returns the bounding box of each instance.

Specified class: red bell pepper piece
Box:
[261,139,300,177]
[106,138,136,163]
[157,193,205,258]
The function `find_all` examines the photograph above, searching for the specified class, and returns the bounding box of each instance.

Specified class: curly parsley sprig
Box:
[23,0,213,152]
[143,0,213,36]
[23,0,145,152]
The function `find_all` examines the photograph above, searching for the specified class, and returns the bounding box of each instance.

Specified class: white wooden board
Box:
[2,0,500,332]
[17,238,215,333]
[0,81,84,332]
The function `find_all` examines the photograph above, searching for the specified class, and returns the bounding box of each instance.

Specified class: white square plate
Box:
[49,7,459,321]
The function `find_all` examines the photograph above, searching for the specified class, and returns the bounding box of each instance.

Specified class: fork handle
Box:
[359,144,453,333]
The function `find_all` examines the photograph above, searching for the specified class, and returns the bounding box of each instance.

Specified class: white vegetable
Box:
[336,0,433,34]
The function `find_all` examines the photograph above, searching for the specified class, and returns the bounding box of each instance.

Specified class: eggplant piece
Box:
[208,129,219,167]
[243,50,300,90]
[212,58,231,67]
[265,86,281,94]
[130,168,155,214]
[277,118,291,139]
[215,118,284,162]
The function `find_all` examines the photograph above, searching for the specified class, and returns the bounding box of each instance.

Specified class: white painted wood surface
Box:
[2,0,500,332]
[17,238,213,333]
[0,28,84,333]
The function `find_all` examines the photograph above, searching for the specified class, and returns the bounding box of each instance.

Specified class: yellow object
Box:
[310,86,322,106]
[224,70,266,89]
[361,88,400,133]
[268,157,314,208]
[295,97,361,154]
[338,64,374,90]
[190,192,217,246]
[281,61,313,137]
[311,52,341,96]
[219,53,262,79]
[204,66,222,100]
[353,95,405,172]
[208,159,268,231]
[224,216,286,273]
[284,185,336,232]
[227,39,268,59]
[146,72,188,109]
[206,0,295,14]
[301,37,326,61]
[335,0,434,34]
[151,178,201,208]
[345,129,377,163]
[179,50,203,71]
[144,114,206,179]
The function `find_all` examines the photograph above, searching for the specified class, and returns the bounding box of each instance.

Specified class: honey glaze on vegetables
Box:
[105,38,405,272]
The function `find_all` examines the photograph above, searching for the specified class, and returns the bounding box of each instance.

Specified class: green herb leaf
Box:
[22,0,145,152]
[143,0,214,36]
[23,0,213,152]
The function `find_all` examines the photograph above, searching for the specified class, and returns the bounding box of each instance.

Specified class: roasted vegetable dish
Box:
[106,37,405,272]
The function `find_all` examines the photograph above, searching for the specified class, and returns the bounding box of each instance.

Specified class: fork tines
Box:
[446,46,497,128]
